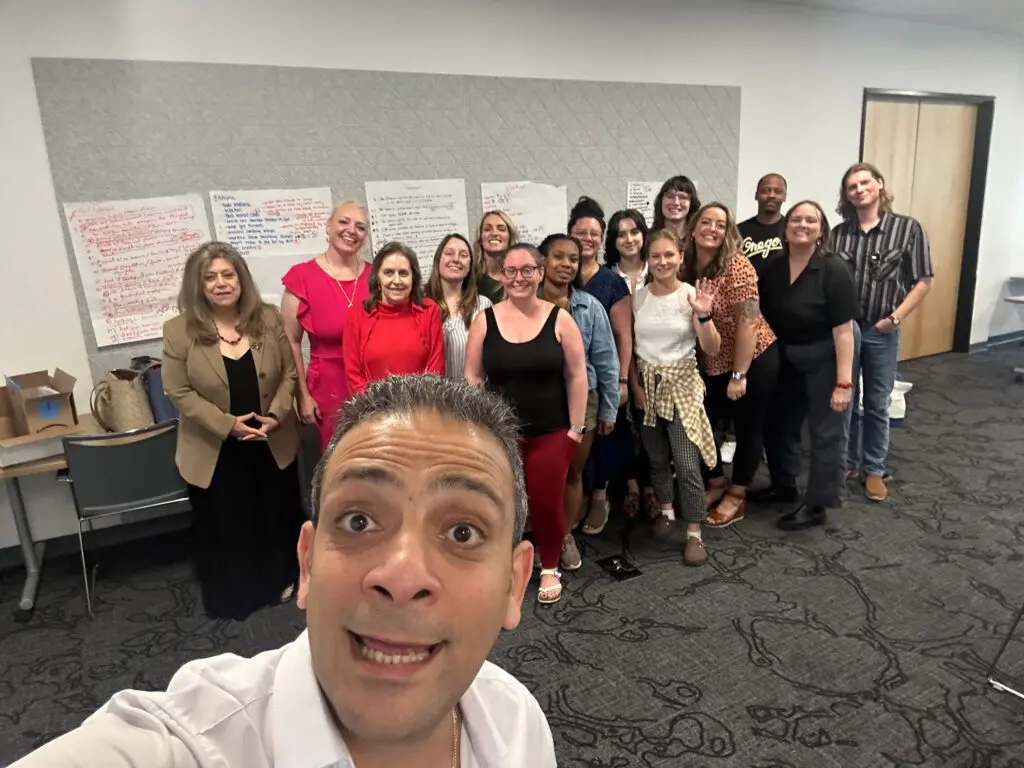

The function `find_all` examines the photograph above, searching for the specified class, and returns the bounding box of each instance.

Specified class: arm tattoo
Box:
[739,298,761,321]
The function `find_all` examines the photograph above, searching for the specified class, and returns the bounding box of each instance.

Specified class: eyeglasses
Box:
[501,265,538,279]
[663,192,690,203]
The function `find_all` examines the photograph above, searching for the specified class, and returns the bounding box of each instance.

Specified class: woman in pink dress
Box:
[281,201,370,451]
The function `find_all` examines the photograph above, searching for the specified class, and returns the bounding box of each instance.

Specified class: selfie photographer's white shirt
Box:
[10,630,557,768]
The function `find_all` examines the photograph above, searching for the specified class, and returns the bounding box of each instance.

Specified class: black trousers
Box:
[703,343,780,487]
[764,338,857,509]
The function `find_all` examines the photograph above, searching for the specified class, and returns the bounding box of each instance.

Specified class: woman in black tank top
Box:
[480,304,568,435]
[465,244,589,605]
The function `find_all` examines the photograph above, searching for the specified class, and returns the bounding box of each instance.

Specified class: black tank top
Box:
[481,305,569,437]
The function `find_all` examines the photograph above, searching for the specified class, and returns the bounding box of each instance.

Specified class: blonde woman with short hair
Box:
[281,201,371,450]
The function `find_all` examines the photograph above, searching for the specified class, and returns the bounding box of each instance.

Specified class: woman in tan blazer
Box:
[162,241,304,620]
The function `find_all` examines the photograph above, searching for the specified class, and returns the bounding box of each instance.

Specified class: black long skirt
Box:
[188,438,305,621]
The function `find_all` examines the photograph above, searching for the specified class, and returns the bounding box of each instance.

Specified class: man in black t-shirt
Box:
[738,173,787,277]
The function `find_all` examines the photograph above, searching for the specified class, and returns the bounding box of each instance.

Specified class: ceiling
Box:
[753,0,1024,36]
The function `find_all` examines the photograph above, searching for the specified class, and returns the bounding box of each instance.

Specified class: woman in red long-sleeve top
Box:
[343,241,445,395]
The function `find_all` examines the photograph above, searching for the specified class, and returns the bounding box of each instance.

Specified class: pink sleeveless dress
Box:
[282,259,370,450]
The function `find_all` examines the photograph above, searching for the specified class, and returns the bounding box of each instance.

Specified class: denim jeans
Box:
[848,322,900,476]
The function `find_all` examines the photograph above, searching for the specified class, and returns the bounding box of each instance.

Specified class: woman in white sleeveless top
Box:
[630,228,720,566]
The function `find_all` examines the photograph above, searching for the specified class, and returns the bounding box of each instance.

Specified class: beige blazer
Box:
[161,306,300,489]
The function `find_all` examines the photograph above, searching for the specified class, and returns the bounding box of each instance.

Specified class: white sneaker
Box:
[560,534,582,571]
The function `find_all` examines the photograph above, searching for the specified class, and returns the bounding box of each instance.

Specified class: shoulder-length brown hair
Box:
[473,210,519,274]
[681,202,742,284]
[364,242,426,312]
[782,200,832,258]
[836,162,894,221]
[426,233,480,329]
[178,241,270,344]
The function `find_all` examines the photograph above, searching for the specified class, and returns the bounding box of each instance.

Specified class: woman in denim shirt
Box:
[568,197,632,534]
[538,234,619,571]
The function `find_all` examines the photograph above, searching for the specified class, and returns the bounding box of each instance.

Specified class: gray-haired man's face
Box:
[295,410,533,746]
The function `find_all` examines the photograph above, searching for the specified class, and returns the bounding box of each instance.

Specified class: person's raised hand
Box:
[688,278,717,317]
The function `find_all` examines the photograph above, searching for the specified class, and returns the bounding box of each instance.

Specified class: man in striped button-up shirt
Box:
[831,162,933,503]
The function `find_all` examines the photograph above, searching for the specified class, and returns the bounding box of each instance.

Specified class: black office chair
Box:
[61,420,190,617]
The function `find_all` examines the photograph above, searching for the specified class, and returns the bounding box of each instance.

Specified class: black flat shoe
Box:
[777,503,826,531]
[747,485,799,505]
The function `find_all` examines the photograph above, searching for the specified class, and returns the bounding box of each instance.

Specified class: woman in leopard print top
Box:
[682,202,779,528]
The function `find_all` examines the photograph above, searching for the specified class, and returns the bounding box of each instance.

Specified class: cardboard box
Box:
[4,369,78,434]
[0,369,83,468]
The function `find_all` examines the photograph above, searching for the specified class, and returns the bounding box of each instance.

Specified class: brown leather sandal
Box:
[706,489,747,529]
[705,480,727,509]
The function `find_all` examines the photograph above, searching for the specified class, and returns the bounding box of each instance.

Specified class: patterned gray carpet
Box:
[2,348,1024,766]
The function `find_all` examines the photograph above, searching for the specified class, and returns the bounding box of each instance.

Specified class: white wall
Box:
[1,0,1023,549]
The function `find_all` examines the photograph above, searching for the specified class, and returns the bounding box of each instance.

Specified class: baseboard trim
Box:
[0,513,190,572]
[969,330,1024,353]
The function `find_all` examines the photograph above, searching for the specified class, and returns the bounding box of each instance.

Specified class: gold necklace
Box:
[451,707,460,768]
[321,253,357,308]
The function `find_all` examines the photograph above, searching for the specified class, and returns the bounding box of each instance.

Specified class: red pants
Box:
[522,430,576,569]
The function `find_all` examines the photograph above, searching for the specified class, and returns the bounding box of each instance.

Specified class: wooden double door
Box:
[861,97,977,360]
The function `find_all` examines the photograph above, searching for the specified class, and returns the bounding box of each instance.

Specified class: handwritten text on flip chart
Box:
[365,179,469,279]
[210,187,332,259]
[626,181,662,228]
[480,181,568,250]
[64,194,212,347]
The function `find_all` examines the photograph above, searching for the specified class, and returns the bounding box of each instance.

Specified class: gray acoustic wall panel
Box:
[31,58,740,382]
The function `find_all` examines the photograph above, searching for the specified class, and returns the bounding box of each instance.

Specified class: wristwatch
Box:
[570,425,586,435]
[731,372,746,381]
[889,314,902,327]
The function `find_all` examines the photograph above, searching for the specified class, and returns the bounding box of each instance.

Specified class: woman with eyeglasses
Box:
[537,233,619,572]
[683,203,779,528]
[567,196,632,535]
[425,233,492,380]
[753,201,858,530]
[465,244,589,604]
[343,242,444,395]
[630,229,720,566]
[652,175,701,243]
